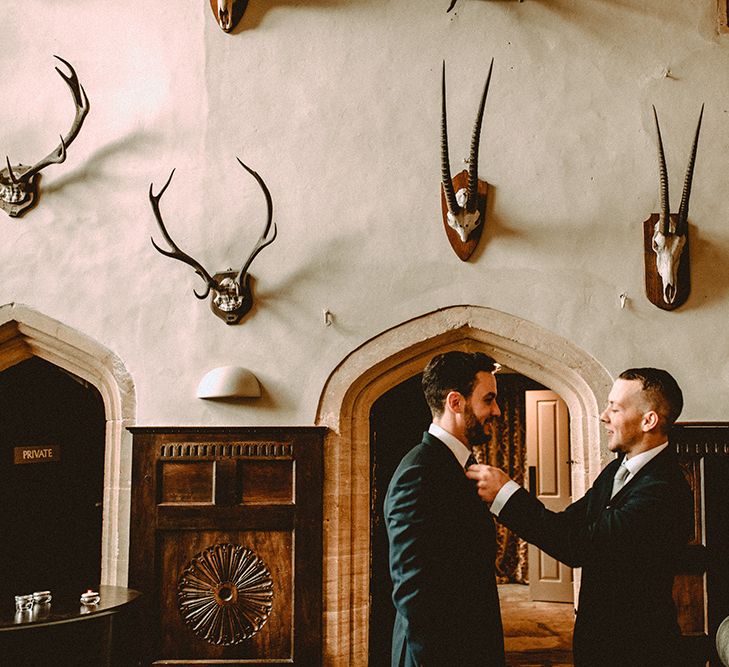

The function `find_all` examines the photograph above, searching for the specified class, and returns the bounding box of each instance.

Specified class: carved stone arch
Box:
[0,302,136,586]
[316,305,612,665]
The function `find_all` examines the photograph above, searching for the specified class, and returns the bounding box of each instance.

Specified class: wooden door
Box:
[129,427,324,666]
[525,390,573,603]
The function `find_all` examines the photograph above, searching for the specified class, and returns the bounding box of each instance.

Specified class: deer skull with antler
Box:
[644,104,703,310]
[0,56,90,218]
[440,59,493,261]
[149,158,277,324]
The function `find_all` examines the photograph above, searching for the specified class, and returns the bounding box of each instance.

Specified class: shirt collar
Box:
[622,441,669,476]
[429,422,472,469]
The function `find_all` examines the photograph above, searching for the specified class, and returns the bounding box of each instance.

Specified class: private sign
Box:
[14,445,61,464]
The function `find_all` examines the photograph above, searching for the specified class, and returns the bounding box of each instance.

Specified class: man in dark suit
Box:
[467,367,693,667]
[384,351,506,667]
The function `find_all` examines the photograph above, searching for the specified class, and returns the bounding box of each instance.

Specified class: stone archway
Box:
[0,303,135,586]
[316,305,613,666]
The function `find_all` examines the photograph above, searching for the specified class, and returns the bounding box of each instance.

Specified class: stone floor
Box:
[500,583,575,667]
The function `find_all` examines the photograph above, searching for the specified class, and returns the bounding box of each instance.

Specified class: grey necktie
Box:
[610,463,630,498]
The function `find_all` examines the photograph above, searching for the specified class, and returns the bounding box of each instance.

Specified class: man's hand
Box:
[465,464,512,503]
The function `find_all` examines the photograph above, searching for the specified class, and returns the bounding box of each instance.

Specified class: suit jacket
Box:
[384,432,505,667]
[498,446,693,667]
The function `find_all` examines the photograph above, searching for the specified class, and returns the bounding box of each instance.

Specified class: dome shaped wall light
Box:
[196,366,261,399]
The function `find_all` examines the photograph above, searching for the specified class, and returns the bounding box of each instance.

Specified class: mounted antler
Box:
[0,56,90,217]
[644,105,703,310]
[440,59,494,260]
[149,158,277,324]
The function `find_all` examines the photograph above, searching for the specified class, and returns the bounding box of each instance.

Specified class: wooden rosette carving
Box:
[178,542,274,645]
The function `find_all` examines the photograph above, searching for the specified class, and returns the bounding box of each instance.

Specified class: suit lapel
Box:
[596,457,623,511]
[422,431,494,529]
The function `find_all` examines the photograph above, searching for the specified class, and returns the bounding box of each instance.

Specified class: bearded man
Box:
[384,351,506,667]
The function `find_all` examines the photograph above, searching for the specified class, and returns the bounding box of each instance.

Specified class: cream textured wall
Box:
[2,0,728,425]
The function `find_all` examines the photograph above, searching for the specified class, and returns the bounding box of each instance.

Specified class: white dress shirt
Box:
[428,422,472,469]
[489,442,670,516]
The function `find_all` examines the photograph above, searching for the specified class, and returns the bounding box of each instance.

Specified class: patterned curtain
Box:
[473,373,545,584]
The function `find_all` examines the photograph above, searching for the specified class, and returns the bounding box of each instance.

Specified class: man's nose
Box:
[493,401,502,418]
[599,408,608,423]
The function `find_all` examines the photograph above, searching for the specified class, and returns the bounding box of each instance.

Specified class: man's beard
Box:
[464,405,492,447]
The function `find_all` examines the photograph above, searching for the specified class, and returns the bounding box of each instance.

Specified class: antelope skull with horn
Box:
[643,104,703,310]
[149,158,277,324]
[440,58,493,261]
[0,56,90,218]
[209,0,249,32]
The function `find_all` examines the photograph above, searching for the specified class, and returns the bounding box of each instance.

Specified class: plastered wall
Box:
[2,0,728,426]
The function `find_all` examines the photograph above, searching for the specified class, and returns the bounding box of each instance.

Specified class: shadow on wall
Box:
[686,223,729,312]
[229,0,374,34]
[42,131,162,195]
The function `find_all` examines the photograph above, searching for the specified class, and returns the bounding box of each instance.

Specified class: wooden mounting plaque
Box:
[440,169,488,262]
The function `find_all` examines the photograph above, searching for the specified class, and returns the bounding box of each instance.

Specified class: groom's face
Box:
[601,379,648,454]
[463,371,501,447]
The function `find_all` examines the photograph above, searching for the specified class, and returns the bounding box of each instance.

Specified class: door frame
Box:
[0,303,135,588]
[316,305,612,665]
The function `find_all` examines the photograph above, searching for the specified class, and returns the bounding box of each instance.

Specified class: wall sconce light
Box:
[196,366,261,399]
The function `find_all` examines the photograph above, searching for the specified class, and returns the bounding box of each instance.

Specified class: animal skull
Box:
[210,0,249,32]
[651,221,686,305]
[648,104,703,307]
[440,59,493,259]
[213,274,245,315]
[447,188,481,243]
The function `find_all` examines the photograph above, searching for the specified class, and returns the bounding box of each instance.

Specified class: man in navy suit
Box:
[384,351,506,667]
[467,367,693,667]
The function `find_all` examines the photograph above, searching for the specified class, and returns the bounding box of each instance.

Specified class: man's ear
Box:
[445,390,464,415]
[641,410,660,432]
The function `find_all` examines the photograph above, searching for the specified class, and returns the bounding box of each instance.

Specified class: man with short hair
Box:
[384,351,506,667]
[467,367,693,667]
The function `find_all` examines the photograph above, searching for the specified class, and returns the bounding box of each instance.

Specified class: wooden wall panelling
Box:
[673,423,729,667]
[129,427,324,666]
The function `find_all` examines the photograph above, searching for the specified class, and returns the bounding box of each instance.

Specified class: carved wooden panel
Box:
[129,427,324,665]
[672,423,729,666]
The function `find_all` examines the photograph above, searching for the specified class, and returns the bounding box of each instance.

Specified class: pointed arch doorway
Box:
[0,356,106,597]
[316,305,612,665]
[0,303,135,588]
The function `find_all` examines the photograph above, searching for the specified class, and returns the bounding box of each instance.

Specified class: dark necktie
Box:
[465,453,478,471]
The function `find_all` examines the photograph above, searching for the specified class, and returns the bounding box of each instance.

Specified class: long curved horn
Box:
[235,158,277,286]
[652,105,670,235]
[466,57,494,212]
[440,61,459,216]
[676,103,704,236]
